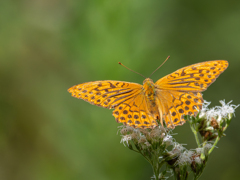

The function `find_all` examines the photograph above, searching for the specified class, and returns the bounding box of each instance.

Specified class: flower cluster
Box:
[200,100,238,124]
[119,100,238,180]
[119,125,173,150]
[119,125,174,179]
[188,100,239,141]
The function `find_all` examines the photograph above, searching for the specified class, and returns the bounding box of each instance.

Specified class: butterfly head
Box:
[143,78,154,85]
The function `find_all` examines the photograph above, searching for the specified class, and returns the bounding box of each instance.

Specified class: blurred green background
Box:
[1,0,240,180]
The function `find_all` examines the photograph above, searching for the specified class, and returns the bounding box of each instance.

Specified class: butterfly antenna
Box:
[149,56,170,78]
[118,62,146,78]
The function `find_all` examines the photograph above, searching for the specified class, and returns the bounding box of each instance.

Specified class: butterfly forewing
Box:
[68,80,157,128]
[156,60,228,92]
[68,80,141,108]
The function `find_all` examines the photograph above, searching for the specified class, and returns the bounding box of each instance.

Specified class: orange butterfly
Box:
[68,60,228,129]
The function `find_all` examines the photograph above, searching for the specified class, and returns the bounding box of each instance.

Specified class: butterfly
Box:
[68,60,228,129]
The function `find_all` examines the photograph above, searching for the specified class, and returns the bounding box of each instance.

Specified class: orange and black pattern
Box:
[68,60,228,129]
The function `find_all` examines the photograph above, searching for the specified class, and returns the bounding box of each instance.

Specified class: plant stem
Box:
[152,161,165,180]
[208,136,220,154]
[151,148,165,180]
[190,124,201,147]
[152,151,159,179]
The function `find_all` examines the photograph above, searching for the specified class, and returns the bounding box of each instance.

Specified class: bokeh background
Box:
[1,0,240,180]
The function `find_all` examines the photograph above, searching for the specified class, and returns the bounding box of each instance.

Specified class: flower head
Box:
[138,136,147,144]
[164,143,185,164]
[199,100,211,119]
[199,100,239,125]
[194,156,202,164]
[176,150,194,166]
[149,127,162,143]
[120,135,132,146]
[195,148,203,155]
[203,143,213,155]
[163,135,174,146]
[120,126,134,135]
[216,100,239,120]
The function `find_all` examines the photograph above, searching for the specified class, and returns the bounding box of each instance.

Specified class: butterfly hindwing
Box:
[156,90,203,128]
[112,93,158,128]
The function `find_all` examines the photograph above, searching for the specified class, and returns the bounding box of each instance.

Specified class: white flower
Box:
[195,148,203,155]
[163,135,173,146]
[205,107,221,122]
[177,150,194,166]
[216,100,239,119]
[174,143,185,151]
[204,143,213,151]
[199,100,211,118]
[170,143,185,156]
[194,156,202,164]
[200,100,239,123]
[120,135,132,146]
[203,143,213,155]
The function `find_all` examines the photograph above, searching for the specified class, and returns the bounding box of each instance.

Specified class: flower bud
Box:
[120,126,134,135]
[228,113,233,120]
[163,135,173,147]
[138,136,147,144]
[130,131,139,142]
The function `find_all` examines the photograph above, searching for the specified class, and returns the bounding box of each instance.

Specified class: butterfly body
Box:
[143,78,156,102]
[69,60,228,129]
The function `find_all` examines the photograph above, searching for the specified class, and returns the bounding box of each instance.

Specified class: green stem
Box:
[152,160,165,180]
[190,124,201,147]
[153,167,159,180]
[208,122,229,155]
[151,148,165,180]
[223,124,229,132]
[208,136,220,154]
[194,174,202,180]
[152,150,159,180]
